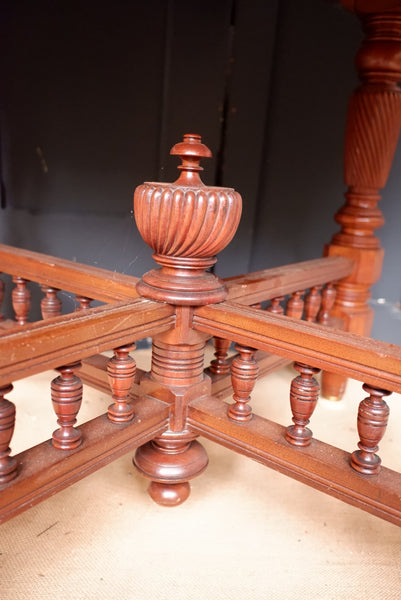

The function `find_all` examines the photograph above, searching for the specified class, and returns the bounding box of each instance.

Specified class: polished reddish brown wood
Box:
[286,291,304,319]
[76,295,92,311]
[0,384,17,485]
[323,4,401,399]
[267,296,284,315]
[51,362,83,450]
[0,73,400,535]
[351,384,391,474]
[209,337,231,375]
[107,345,136,422]
[318,283,337,325]
[41,286,62,320]
[228,344,259,422]
[286,363,320,447]
[134,134,242,306]
[12,277,31,325]
[304,287,322,323]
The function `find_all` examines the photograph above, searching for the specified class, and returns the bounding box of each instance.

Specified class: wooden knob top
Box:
[170,134,212,186]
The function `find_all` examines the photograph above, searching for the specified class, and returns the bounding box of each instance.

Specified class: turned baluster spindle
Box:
[107,344,136,422]
[351,384,391,475]
[75,295,92,311]
[286,363,320,447]
[0,384,17,485]
[228,344,259,422]
[51,362,83,450]
[210,337,231,375]
[286,291,304,319]
[304,286,322,322]
[267,296,284,315]
[12,277,31,325]
[41,286,62,320]
[318,283,337,325]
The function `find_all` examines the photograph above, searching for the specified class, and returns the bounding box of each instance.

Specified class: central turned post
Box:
[133,134,242,505]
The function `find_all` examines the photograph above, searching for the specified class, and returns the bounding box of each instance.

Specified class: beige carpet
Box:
[1,351,401,599]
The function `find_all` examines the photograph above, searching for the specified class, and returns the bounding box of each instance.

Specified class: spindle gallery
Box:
[0,0,401,527]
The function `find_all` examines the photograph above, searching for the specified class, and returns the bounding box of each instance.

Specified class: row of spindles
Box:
[218,282,392,476]
[0,276,138,485]
[0,275,96,325]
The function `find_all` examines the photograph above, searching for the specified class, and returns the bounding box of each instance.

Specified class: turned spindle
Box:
[267,297,284,315]
[286,363,320,446]
[351,384,391,475]
[41,286,62,320]
[75,295,92,311]
[51,362,83,450]
[12,277,31,325]
[318,283,337,325]
[286,291,304,319]
[209,337,231,375]
[304,287,322,322]
[107,344,136,422]
[0,384,17,485]
[228,344,259,422]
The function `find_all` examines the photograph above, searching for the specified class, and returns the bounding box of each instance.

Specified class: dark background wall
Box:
[0,0,400,341]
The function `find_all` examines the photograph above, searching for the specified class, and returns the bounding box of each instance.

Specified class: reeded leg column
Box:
[323,7,401,400]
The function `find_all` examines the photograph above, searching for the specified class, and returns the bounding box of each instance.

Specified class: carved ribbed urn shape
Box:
[134,134,242,305]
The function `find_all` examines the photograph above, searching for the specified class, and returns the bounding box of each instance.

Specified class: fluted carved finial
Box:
[134,134,242,305]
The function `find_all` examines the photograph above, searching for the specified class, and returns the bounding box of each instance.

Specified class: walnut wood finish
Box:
[323,5,401,399]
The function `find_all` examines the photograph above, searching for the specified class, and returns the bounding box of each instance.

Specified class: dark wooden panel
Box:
[0,0,167,214]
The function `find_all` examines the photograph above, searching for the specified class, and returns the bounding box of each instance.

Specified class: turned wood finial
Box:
[170,133,212,186]
[134,134,242,305]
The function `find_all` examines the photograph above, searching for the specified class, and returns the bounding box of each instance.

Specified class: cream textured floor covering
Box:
[1,350,401,600]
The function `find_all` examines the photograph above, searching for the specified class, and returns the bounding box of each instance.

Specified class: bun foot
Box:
[148,481,190,506]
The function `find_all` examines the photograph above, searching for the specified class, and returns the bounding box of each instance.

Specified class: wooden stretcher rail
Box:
[0,298,175,385]
[0,244,140,302]
[193,301,401,393]
[188,396,401,527]
[0,396,170,523]
[225,256,354,305]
